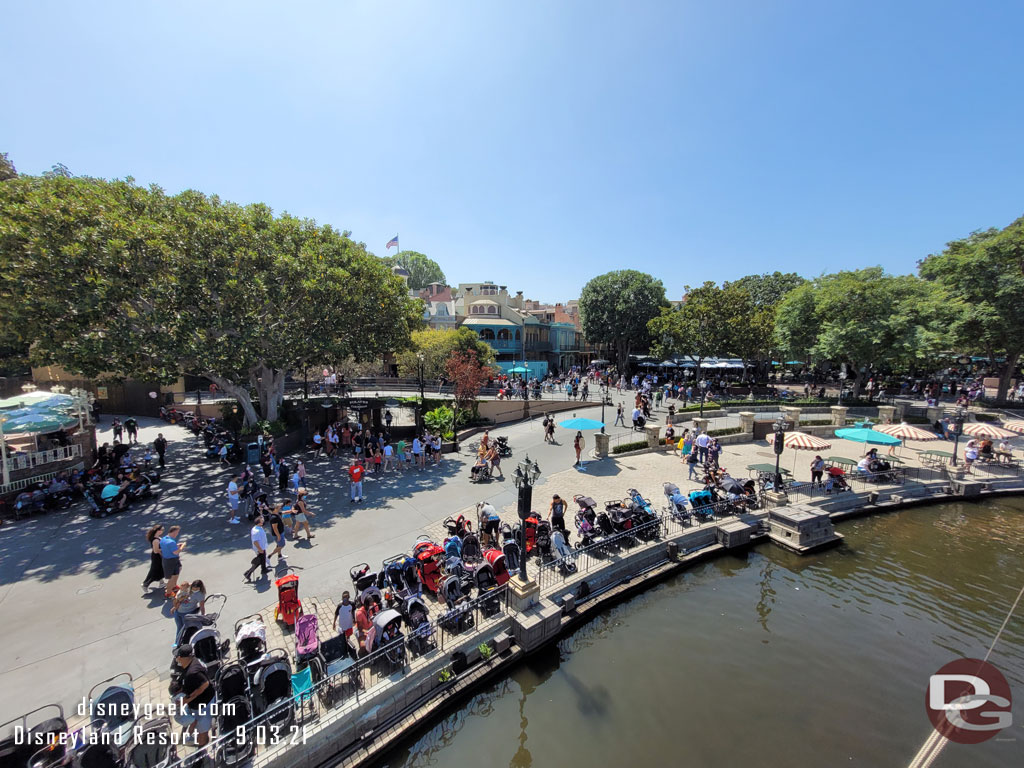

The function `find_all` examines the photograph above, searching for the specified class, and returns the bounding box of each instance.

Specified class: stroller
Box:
[383,555,420,604]
[234,614,268,670]
[633,414,646,431]
[627,489,660,540]
[461,531,484,565]
[483,549,510,586]
[534,521,553,561]
[605,500,635,537]
[663,482,693,525]
[689,488,715,521]
[250,649,295,730]
[294,614,321,665]
[443,536,463,561]
[522,515,539,554]
[126,717,176,768]
[501,533,522,576]
[402,595,436,656]
[574,509,600,548]
[474,561,503,617]
[444,515,468,538]
[437,575,474,634]
[318,636,358,707]
[367,609,406,670]
[825,466,851,493]
[177,623,230,680]
[413,538,446,594]
[0,705,69,768]
[214,663,255,767]
[551,529,578,575]
[87,673,135,750]
[273,574,303,628]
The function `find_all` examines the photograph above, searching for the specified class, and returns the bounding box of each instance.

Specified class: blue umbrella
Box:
[509,366,530,373]
[835,427,901,446]
[559,417,605,430]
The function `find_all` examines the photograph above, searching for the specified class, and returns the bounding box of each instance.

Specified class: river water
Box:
[376,499,1024,768]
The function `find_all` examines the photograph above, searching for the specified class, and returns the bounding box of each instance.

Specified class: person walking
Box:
[312,430,324,458]
[154,433,167,468]
[277,460,289,493]
[545,418,556,443]
[172,644,215,748]
[694,431,711,464]
[686,450,700,481]
[244,515,270,581]
[573,431,584,466]
[433,434,442,464]
[292,489,315,540]
[160,526,184,598]
[349,460,365,503]
[614,403,626,427]
[125,417,139,444]
[142,524,165,592]
[382,442,395,472]
[412,436,423,470]
[227,475,241,525]
[112,418,123,442]
[268,506,287,564]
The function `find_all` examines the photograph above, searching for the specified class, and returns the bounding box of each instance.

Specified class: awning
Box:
[461,318,519,327]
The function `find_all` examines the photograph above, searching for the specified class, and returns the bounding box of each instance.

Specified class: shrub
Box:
[478,642,494,661]
[974,413,997,422]
[708,427,742,437]
[612,440,649,454]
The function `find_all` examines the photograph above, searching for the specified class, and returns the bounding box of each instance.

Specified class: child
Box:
[372,447,382,474]
[333,591,357,659]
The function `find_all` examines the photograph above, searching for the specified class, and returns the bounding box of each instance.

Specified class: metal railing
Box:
[4,444,82,473]
[148,583,514,768]
[0,461,85,495]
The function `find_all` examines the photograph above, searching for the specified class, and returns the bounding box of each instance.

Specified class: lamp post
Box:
[416,353,425,433]
[772,415,786,491]
[950,406,967,467]
[699,379,709,418]
[21,382,38,394]
[0,415,10,491]
[511,454,541,582]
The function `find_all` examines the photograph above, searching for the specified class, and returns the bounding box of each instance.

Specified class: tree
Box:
[774,268,944,397]
[579,270,667,367]
[445,349,494,450]
[725,272,806,376]
[648,282,740,379]
[0,175,422,425]
[396,327,495,379]
[382,250,446,290]
[725,272,806,309]
[0,153,16,181]
[919,217,1024,403]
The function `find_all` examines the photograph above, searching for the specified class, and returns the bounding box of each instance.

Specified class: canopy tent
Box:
[659,360,678,368]
[2,412,79,435]
[590,359,610,365]
[767,431,832,450]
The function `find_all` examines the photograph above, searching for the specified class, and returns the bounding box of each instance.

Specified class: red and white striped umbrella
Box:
[873,423,940,442]
[1002,421,1024,435]
[767,431,831,450]
[960,422,1018,439]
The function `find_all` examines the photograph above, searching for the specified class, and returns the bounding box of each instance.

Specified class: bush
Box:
[902,415,930,424]
[423,406,458,440]
[708,427,742,437]
[974,413,998,422]
[612,440,649,454]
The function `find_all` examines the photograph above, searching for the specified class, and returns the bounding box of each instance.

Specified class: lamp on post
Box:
[772,415,786,491]
[950,406,967,467]
[512,454,541,582]
[699,379,709,418]
[21,382,38,394]
[416,352,425,433]
[0,415,10,491]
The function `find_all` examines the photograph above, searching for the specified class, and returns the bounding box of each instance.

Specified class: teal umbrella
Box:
[509,366,529,373]
[835,427,901,446]
[3,413,78,434]
[0,392,74,411]
[559,417,605,430]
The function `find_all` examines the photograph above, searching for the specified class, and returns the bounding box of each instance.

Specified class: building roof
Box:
[461,317,519,327]
[470,299,499,306]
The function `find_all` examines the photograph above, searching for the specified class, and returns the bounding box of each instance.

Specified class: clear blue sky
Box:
[3,1,1022,303]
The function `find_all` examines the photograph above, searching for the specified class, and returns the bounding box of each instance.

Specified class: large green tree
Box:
[396,327,495,379]
[919,217,1024,403]
[383,250,446,290]
[725,271,806,375]
[648,281,745,378]
[774,268,944,397]
[579,270,667,367]
[0,175,422,424]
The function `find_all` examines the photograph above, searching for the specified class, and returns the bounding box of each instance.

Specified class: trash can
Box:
[246,442,261,466]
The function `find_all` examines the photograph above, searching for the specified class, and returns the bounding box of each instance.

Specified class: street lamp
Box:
[50,384,67,394]
[699,379,709,418]
[21,382,38,393]
[772,415,786,491]
[416,352,425,433]
[950,406,967,467]
[512,454,541,582]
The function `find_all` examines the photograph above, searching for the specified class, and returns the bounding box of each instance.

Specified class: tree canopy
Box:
[0,174,422,424]
[579,270,667,366]
[649,281,748,376]
[919,216,1024,402]
[383,250,446,290]
[396,327,495,379]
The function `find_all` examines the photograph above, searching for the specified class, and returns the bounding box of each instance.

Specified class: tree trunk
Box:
[997,351,1021,404]
[849,365,863,399]
[616,340,631,371]
[256,365,286,423]
[206,373,258,426]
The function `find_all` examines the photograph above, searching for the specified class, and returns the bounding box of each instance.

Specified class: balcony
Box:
[485,339,520,351]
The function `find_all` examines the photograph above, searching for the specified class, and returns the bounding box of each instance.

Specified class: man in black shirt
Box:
[268,508,287,564]
[174,644,214,746]
[154,433,167,467]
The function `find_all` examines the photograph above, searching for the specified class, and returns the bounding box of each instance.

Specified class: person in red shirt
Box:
[353,598,373,656]
[349,460,365,504]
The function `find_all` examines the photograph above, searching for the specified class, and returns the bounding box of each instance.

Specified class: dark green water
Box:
[376,499,1024,768]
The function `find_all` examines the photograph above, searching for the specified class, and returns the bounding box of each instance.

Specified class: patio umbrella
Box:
[559,416,605,430]
[874,423,940,442]
[767,431,832,450]
[835,427,902,446]
[1002,421,1024,435]
[0,392,74,411]
[2,412,78,434]
[960,422,1018,439]
[659,360,677,368]
[509,366,529,373]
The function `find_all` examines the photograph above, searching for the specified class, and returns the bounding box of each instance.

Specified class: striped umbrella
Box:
[767,431,832,450]
[960,422,1018,439]
[873,423,940,442]
[1002,421,1024,435]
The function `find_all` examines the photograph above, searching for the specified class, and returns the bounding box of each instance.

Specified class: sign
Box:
[96,387,108,400]
[926,658,1012,744]
[347,399,370,411]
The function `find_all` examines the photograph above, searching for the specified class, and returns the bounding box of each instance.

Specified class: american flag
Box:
[386,235,399,250]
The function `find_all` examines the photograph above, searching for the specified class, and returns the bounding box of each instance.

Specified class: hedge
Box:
[709,427,743,437]
[612,440,649,454]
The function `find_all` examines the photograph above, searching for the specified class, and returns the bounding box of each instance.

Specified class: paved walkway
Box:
[2,395,1013,722]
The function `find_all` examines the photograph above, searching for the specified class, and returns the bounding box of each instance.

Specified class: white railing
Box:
[0,461,85,494]
[4,444,82,473]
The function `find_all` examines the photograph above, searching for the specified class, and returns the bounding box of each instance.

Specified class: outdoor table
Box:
[747,463,791,478]
[826,456,857,470]
[885,455,906,464]
[920,449,953,467]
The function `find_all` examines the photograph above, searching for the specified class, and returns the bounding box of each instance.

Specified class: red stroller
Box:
[483,549,510,586]
[413,537,445,594]
[825,466,851,493]
[274,574,303,628]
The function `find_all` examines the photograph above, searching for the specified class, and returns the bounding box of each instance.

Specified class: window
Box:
[515,330,521,341]
[488,305,497,314]
[479,329,495,340]
[481,285,498,295]
[497,329,510,341]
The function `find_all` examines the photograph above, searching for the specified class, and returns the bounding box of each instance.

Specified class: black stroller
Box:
[0,705,69,768]
[402,594,436,656]
[250,649,295,731]
[437,575,474,634]
[473,561,503,617]
[125,717,176,768]
[215,660,254,766]
[501,526,522,575]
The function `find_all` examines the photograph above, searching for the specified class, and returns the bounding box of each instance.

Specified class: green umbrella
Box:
[3,412,78,434]
[0,392,74,410]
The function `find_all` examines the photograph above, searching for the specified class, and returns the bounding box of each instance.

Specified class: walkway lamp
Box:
[772,415,786,491]
[950,406,967,466]
[512,454,541,582]
[416,352,425,432]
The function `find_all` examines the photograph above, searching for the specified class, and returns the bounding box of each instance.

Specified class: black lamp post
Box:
[416,353,425,433]
[512,454,541,582]
[772,415,786,491]
[699,379,709,418]
[950,406,966,466]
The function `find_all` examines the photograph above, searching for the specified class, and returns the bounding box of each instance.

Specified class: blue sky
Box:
[3,1,1022,302]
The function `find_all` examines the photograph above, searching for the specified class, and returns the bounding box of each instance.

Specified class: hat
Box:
[175,643,194,658]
